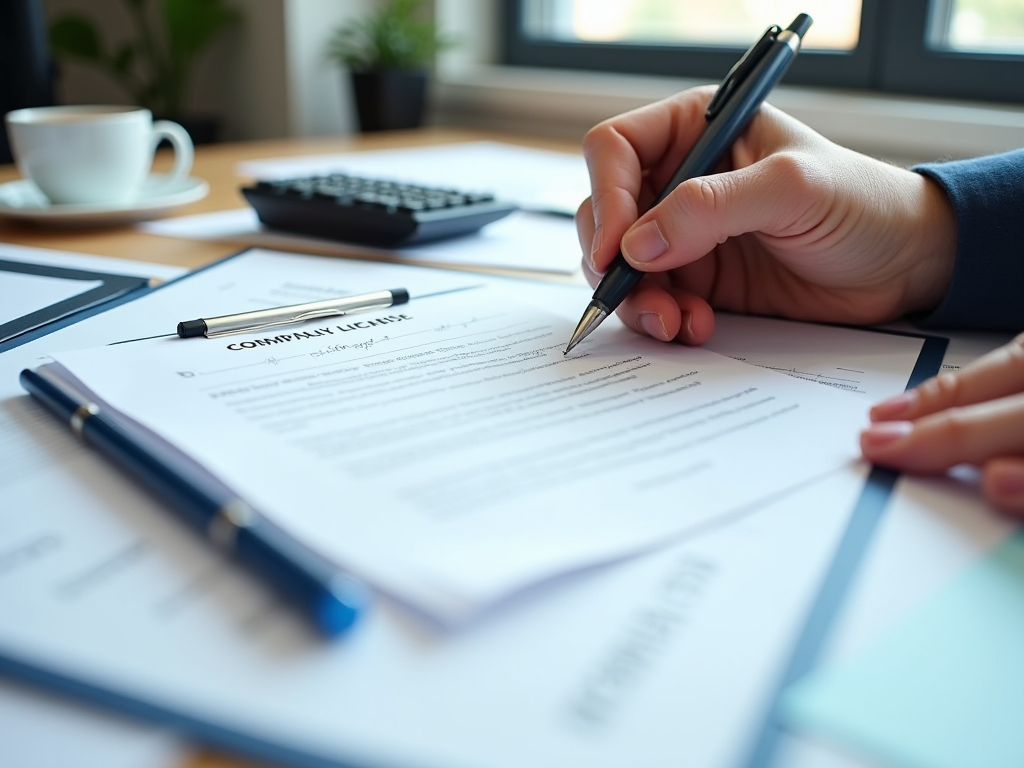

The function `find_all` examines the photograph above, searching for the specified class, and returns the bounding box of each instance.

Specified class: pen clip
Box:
[705,24,781,120]
[203,305,388,339]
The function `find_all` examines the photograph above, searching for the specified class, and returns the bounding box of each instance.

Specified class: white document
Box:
[0,244,189,768]
[0,462,869,768]
[141,207,584,274]
[0,681,185,768]
[51,272,876,621]
[0,248,930,768]
[0,242,185,282]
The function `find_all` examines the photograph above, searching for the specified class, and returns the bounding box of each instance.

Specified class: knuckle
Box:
[670,177,724,222]
[764,152,819,196]
[696,177,721,211]
[934,407,972,449]
[919,371,963,407]
[589,186,635,221]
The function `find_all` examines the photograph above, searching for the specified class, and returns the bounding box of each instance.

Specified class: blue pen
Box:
[564,13,813,354]
[20,364,369,638]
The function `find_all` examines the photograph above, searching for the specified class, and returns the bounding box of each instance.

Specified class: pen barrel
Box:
[19,365,367,638]
[202,288,408,337]
[593,254,644,309]
[20,368,226,530]
[84,408,366,635]
[234,520,367,635]
[656,39,798,206]
[590,36,800,314]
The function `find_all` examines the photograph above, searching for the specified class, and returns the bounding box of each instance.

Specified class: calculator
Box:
[241,174,518,247]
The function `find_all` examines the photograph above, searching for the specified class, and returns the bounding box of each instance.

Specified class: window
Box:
[502,0,1024,103]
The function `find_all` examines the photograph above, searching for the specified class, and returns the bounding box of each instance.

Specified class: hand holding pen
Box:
[569,12,956,351]
[566,13,813,353]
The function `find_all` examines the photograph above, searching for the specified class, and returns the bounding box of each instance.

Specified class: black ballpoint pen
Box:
[564,13,813,355]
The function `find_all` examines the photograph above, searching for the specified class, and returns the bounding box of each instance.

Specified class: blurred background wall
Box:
[42,0,373,141]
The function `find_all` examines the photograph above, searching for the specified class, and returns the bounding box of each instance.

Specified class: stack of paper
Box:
[47,256,872,622]
[0,247,936,768]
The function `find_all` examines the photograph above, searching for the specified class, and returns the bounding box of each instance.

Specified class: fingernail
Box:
[680,311,693,342]
[861,421,914,450]
[589,225,603,272]
[639,312,669,340]
[871,390,917,421]
[622,220,669,264]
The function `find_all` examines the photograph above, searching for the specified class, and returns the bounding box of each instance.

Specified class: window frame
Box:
[500,0,1024,104]
[879,0,1024,103]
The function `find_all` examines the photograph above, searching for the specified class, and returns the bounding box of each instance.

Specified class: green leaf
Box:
[326,0,455,71]
[49,0,243,119]
[49,15,105,61]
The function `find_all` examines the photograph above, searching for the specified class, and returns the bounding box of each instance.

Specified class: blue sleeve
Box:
[914,149,1024,332]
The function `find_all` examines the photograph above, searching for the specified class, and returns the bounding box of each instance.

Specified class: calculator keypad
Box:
[242,174,516,247]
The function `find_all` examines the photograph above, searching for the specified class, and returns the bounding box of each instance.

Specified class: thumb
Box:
[619,153,822,271]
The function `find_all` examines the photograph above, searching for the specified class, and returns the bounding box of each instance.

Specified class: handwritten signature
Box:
[310,337,390,357]
[434,317,482,332]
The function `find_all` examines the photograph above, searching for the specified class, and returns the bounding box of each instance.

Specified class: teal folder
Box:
[782,527,1024,768]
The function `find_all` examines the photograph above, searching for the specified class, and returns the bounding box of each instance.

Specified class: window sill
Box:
[434,64,1024,164]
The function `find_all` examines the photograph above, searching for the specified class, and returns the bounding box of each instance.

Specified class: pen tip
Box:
[318,574,370,637]
[564,303,609,355]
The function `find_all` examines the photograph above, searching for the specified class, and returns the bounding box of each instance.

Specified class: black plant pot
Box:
[350,70,428,133]
[175,115,221,145]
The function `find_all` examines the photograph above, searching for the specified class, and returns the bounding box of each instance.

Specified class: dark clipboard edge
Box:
[0,248,256,355]
[740,330,949,768]
[0,259,152,350]
[0,652,348,768]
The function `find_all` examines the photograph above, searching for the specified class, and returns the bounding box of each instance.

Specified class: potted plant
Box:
[327,0,454,133]
[48,0,240,144]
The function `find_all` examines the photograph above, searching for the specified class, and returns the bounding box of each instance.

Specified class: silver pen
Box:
[176,287,410,338]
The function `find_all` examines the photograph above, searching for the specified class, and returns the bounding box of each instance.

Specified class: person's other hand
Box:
[575,86,957,344]
[861,334,1024,514]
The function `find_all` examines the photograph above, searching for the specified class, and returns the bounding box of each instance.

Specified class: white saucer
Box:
[0,174,209,227]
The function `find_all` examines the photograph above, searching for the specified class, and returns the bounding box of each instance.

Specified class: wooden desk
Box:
[0,128,584,768]
[0,128,582,272]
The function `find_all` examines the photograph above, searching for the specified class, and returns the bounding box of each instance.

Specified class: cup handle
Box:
[151,120,194,183]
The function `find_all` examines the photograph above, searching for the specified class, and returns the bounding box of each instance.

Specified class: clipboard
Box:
[0,258,151,351]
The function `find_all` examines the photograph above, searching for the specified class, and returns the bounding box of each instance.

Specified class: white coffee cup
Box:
[4,105,194,206]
